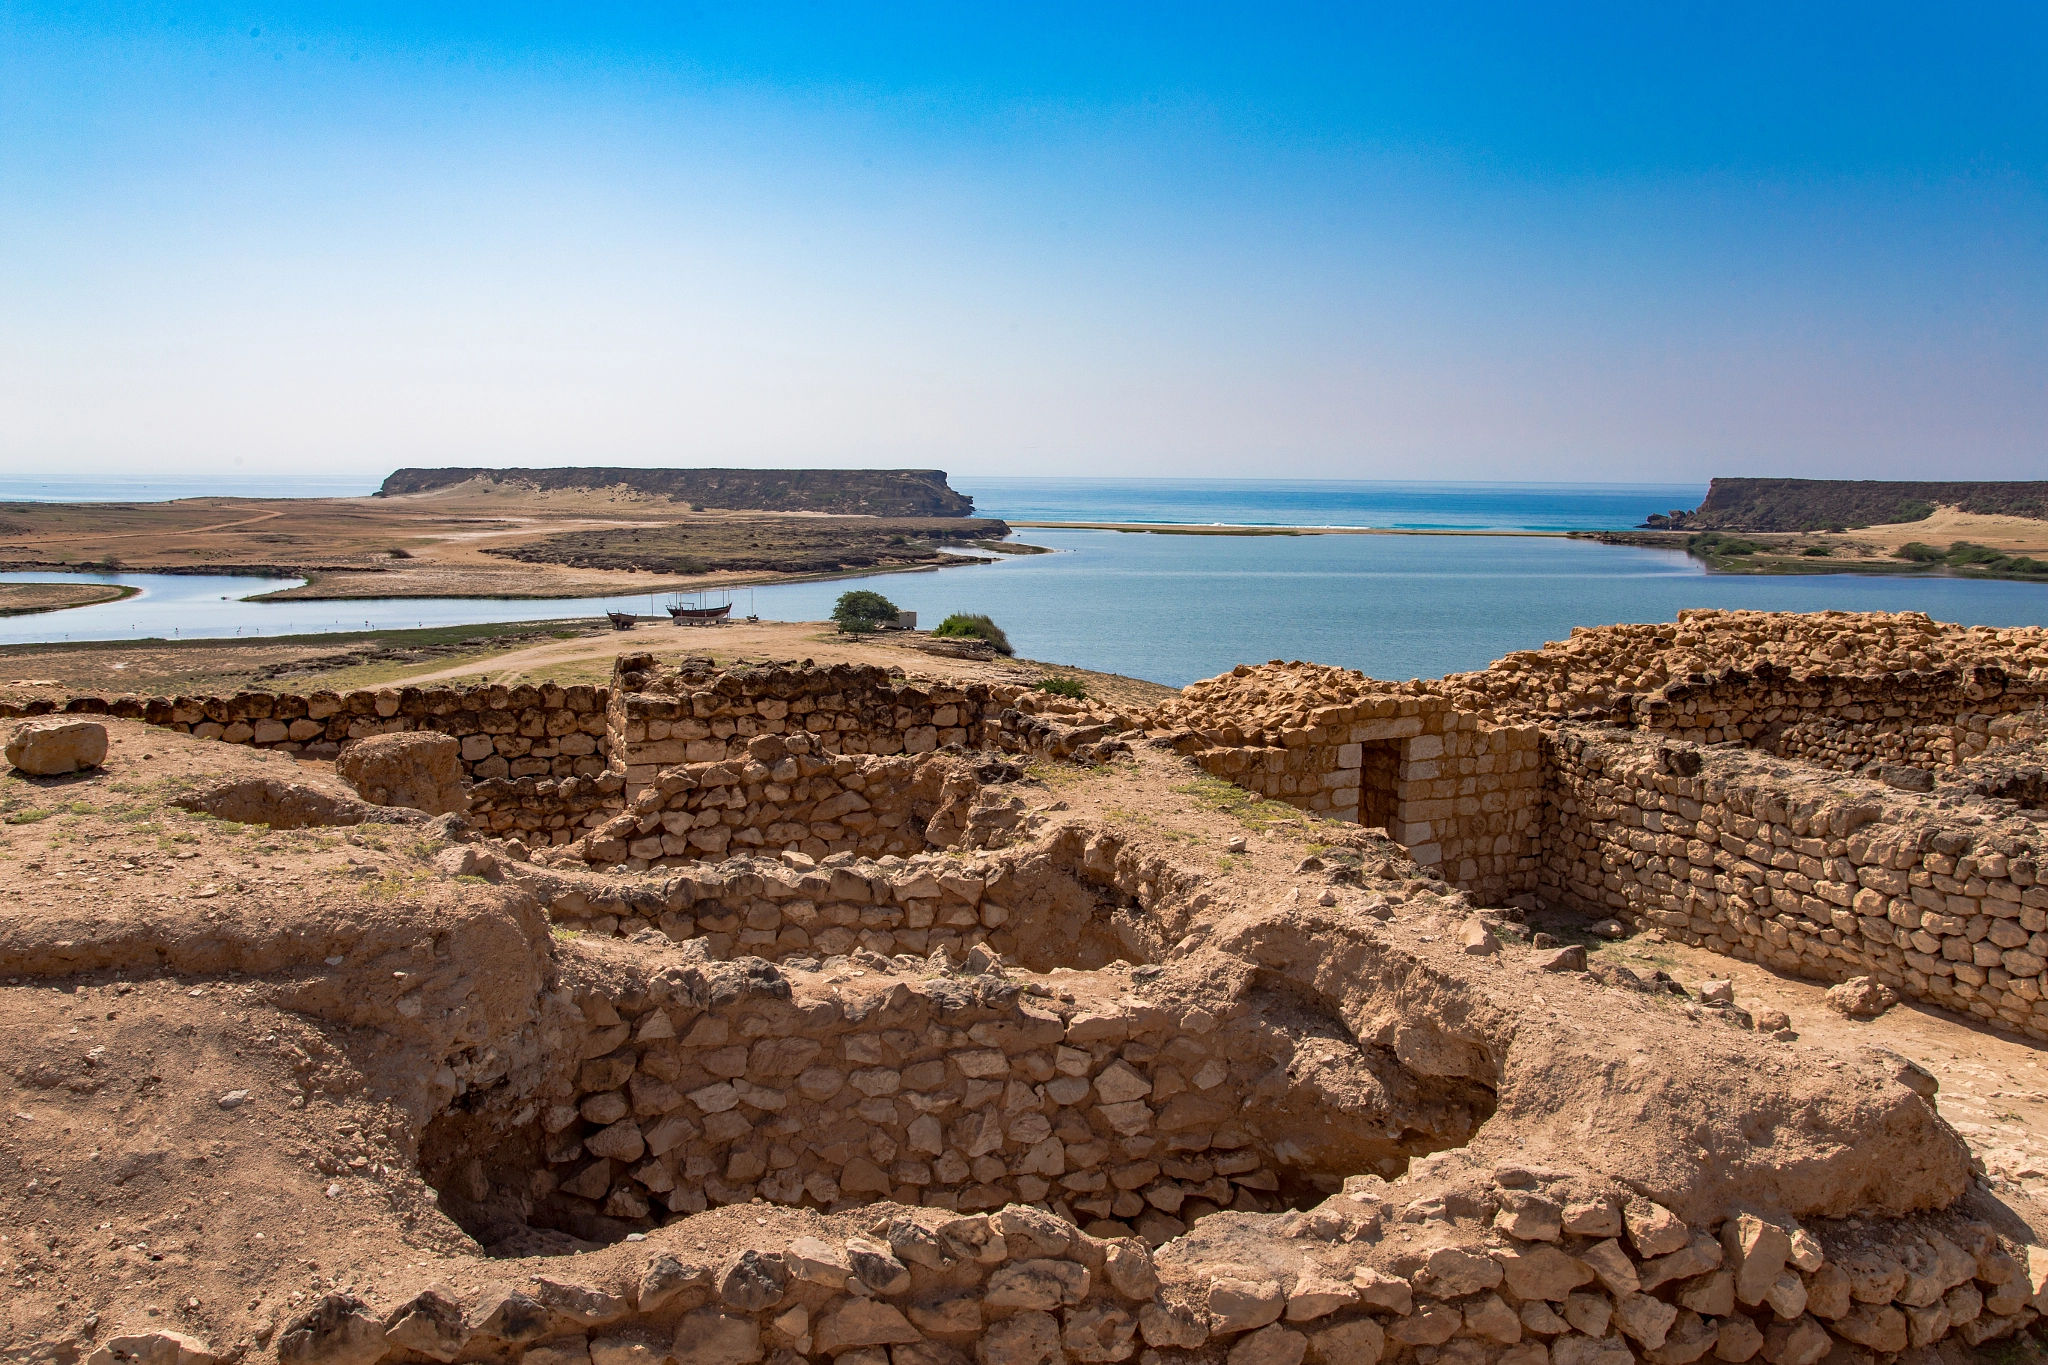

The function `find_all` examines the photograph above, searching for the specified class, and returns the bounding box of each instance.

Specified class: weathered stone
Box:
[1579,1238,1641,1296]
[1417,1247,1505,1297]
[1138,1301,1208,1349]
[278,1294,389,1365]
[381,1291,468,1363]
[1830,1304,1907,1353]
[1062,1306,1138,1363]
[1207,1278,1287,1334]
[1227,1324,1308,1365]
[671,1309,761,1365]
[1103,1239,1159,1300]
[976,1309,1062,1365]
[719,1249,789,1311]
[1496,1245,1595,1301]
[1625,1199,1690,1258]
[1824,976,1898,1019]
[1723,1213,1792,1306]
[336,731,468,813]
[1283,1272,1358,1322]
[812,1300,920,1354]
[1615,1291,1678,1350]
[986,1259,1090,1310]
[1550,1333,1635,1365]
[639,1255,714,1313]
[5,719,106,775]
[84,1331,216,1365]
[1305,1319,1382,1365]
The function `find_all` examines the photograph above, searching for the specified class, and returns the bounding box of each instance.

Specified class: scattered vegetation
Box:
[933,613,1013,654]
[1173,775,1319,832]
[1800,546,1832,557]
[1894,541,2048,576]
[1686,531,1760,559]
[832,590,902,634]
[1033,675,1089,699]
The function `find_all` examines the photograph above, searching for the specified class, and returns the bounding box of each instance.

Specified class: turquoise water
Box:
[3,479,2045,685]
[957,477,1704,531]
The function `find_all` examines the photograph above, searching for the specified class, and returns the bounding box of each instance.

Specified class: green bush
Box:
[1893,499,1935,523]
[1035,676,1088,700]
[1687,531,1759,557]
[1895,542,1944,562]
[1946,541,2008,565]
[832,590,901,633]
[1800,547,1831,557]
[933,613,1012,654]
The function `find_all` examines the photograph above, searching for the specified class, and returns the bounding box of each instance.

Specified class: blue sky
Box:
[3,3,2044,482]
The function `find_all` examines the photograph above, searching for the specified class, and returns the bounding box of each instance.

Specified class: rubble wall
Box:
[605,654,1024,800]
[1540,727,2048,1040]
[1632,664,2048,773]
[2,682,612,782]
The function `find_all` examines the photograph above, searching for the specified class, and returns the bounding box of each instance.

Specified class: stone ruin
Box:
[5,610,2048,1365]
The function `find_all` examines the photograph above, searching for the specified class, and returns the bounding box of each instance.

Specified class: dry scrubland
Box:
[6,610,2048,1365]
[0,476,1009,602]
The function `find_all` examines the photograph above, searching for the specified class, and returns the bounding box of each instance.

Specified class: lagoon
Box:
[9,529,2048,687]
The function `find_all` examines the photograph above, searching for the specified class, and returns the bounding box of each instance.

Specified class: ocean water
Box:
[3,478,2045,685]
[956,477,1706,531]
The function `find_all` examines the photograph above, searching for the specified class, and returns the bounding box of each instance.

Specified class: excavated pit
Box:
[419,814,1497,1258]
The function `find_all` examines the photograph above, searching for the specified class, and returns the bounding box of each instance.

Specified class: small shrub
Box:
[1035,676,1088,699]
[1947,541,2009,566]
[1800,547,1831,557]
[1895,542,1944,562]
[933,613,1013,654]
[387,547,413,558]
[832,590,901,633]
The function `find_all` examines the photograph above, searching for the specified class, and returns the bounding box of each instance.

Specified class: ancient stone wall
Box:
[2,682,611,783]
[1632,663,2047,772]
[605,654,1024,801]
[1160,697,1545,904]
[562,739,998,872]
[513,970,1324,1239]
[1540,727,2048,1040]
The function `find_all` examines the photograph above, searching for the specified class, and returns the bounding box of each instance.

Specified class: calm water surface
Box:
[10,531,2048,687]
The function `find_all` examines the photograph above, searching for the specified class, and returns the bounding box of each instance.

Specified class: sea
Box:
[5,475,2048,687]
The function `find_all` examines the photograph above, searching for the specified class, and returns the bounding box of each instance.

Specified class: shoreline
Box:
[1010,519,1572,537]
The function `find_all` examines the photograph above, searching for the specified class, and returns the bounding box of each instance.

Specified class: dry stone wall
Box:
[1541,727,2048,1040]
[2,682,611,781]
[605,654,1024,800]
[505,965,1352,1244]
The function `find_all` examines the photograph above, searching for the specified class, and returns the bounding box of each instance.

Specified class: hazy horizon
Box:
[5,5,2044,484]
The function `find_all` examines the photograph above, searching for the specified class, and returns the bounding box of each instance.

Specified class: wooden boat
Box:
[606,611,638,631]
[667,601,732,623]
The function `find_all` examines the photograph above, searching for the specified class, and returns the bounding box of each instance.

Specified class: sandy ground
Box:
[0,620,1180,712]
[0,582,132,616]
[0,483,1012,602]
[1568,920,2048,1234]
[1850,507,2048,556]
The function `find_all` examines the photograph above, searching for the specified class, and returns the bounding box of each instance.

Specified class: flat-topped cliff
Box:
[1646,477,2048,531]
[378,466,978,516]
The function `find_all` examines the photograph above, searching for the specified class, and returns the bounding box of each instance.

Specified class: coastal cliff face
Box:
[379,467,979,517]
[1646,479,2048,532]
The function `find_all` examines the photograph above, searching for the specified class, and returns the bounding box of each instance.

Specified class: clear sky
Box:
[3,3,2044,483]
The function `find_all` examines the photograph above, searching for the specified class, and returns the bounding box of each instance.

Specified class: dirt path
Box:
[389,619,1179,709]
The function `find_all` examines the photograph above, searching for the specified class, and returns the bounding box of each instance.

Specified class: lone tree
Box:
[832,589,901,633]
